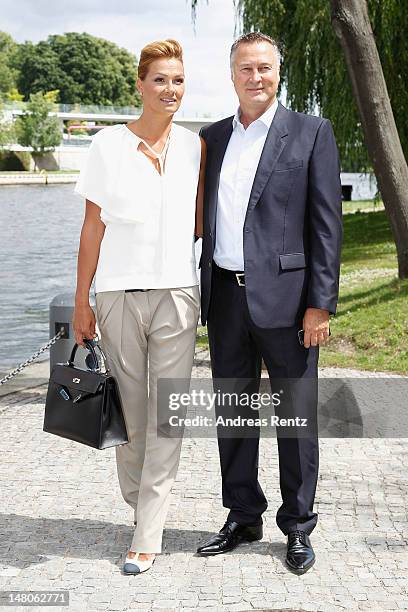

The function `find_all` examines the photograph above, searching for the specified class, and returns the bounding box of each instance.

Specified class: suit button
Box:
[244,228,251,233]
[209,231,213,237]
[208,261,212,268]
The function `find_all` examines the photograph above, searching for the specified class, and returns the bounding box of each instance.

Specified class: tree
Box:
[191,0,408,279]
[15,91,61,171]
[14,32,141,108]
[0,101,15,148]
[330,0,408,279]
[0,32,19,99]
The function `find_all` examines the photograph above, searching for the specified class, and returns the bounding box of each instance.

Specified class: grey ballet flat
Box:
[123,552,156,575]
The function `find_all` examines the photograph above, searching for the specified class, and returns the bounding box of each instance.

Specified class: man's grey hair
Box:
[230,32,282,71]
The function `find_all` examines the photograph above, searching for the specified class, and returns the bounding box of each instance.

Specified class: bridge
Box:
[4,102,220,138]
[2,102,222,172]
[2,103,378,199]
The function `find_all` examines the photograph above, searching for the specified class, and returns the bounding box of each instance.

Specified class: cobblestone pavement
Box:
[0,360,407,612]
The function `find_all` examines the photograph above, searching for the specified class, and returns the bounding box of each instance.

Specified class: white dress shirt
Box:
[213,99,279,271]
[74,123,201,292]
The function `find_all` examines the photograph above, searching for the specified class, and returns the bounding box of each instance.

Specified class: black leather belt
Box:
[125,289,150,292]
[213,262,245,286]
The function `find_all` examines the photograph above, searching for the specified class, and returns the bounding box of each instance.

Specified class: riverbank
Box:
[0,171,78,185]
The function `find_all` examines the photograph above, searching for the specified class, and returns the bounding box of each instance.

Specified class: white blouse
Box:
[74,123,201,293]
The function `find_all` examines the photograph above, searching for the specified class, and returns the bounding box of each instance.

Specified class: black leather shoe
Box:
[285,530,315,574]
[196,520,263,556]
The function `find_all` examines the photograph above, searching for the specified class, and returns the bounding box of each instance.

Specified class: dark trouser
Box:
[207,263,319,535]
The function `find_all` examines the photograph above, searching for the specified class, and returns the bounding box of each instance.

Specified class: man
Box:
[196,32,342,574]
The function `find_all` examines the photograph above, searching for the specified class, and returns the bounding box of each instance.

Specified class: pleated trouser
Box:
[95,286,200,552]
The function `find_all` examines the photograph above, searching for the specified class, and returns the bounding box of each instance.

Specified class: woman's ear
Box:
[137,77,143,97]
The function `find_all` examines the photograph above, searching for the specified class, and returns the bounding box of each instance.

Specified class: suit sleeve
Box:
[306,119,343,315]
[194,127,203,242]
[199,125,210,143]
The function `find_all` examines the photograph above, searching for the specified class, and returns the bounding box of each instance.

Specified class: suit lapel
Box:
[208,118,233,232]
[247,102,289,211]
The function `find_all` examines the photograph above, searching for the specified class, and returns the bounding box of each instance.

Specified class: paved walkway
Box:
[0,360,407,611]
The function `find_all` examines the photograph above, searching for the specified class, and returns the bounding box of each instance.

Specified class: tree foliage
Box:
[15,91,61,169]
[0,102,15,147]
[192,0,407,171]
[14,32,141,108]
[0,32,19,99]
[234,0,408,170]
[6,88,24,102]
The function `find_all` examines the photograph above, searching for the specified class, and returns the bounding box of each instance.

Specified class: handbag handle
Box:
[67,339,109,373]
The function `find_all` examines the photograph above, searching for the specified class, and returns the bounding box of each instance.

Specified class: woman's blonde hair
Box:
[138,39,183,80]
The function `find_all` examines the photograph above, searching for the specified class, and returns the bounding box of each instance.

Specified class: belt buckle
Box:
[235,273,245,287]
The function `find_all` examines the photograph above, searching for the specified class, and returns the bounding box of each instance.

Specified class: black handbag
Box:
[43,339,129,449]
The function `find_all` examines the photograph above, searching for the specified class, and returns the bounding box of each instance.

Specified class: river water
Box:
[0,184,85,369]
[0,183,203,371]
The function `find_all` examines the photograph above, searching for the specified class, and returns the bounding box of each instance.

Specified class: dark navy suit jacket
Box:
[199,101,343,329]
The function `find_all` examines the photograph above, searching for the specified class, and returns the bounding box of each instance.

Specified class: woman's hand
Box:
[72,303,97,347]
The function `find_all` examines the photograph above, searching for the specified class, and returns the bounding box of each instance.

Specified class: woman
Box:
[72,39,205,575]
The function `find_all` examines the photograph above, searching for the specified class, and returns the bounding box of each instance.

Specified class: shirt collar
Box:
[123,124,143,146]
[233,98,279,130]
[122,124,172,159]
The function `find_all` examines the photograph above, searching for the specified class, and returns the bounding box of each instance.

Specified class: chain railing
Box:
[0,327,209,386]
[0,328,65,386]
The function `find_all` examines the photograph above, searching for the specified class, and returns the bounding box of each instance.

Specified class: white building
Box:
[340,172,378,201]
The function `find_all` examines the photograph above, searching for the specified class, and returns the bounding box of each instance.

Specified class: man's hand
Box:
[302,308,330,348]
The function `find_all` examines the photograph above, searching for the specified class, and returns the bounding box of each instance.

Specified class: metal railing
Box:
[0,329,209,387]
[4,102,219,119]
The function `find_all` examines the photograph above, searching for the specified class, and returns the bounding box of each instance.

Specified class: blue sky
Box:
[3,0,246,117]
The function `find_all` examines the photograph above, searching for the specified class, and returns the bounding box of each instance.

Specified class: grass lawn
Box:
[321,209,407,373]
[342,199,384,214]
[197,209,408,374]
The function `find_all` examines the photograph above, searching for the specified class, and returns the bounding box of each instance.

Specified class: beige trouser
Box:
[95,286,200,553]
